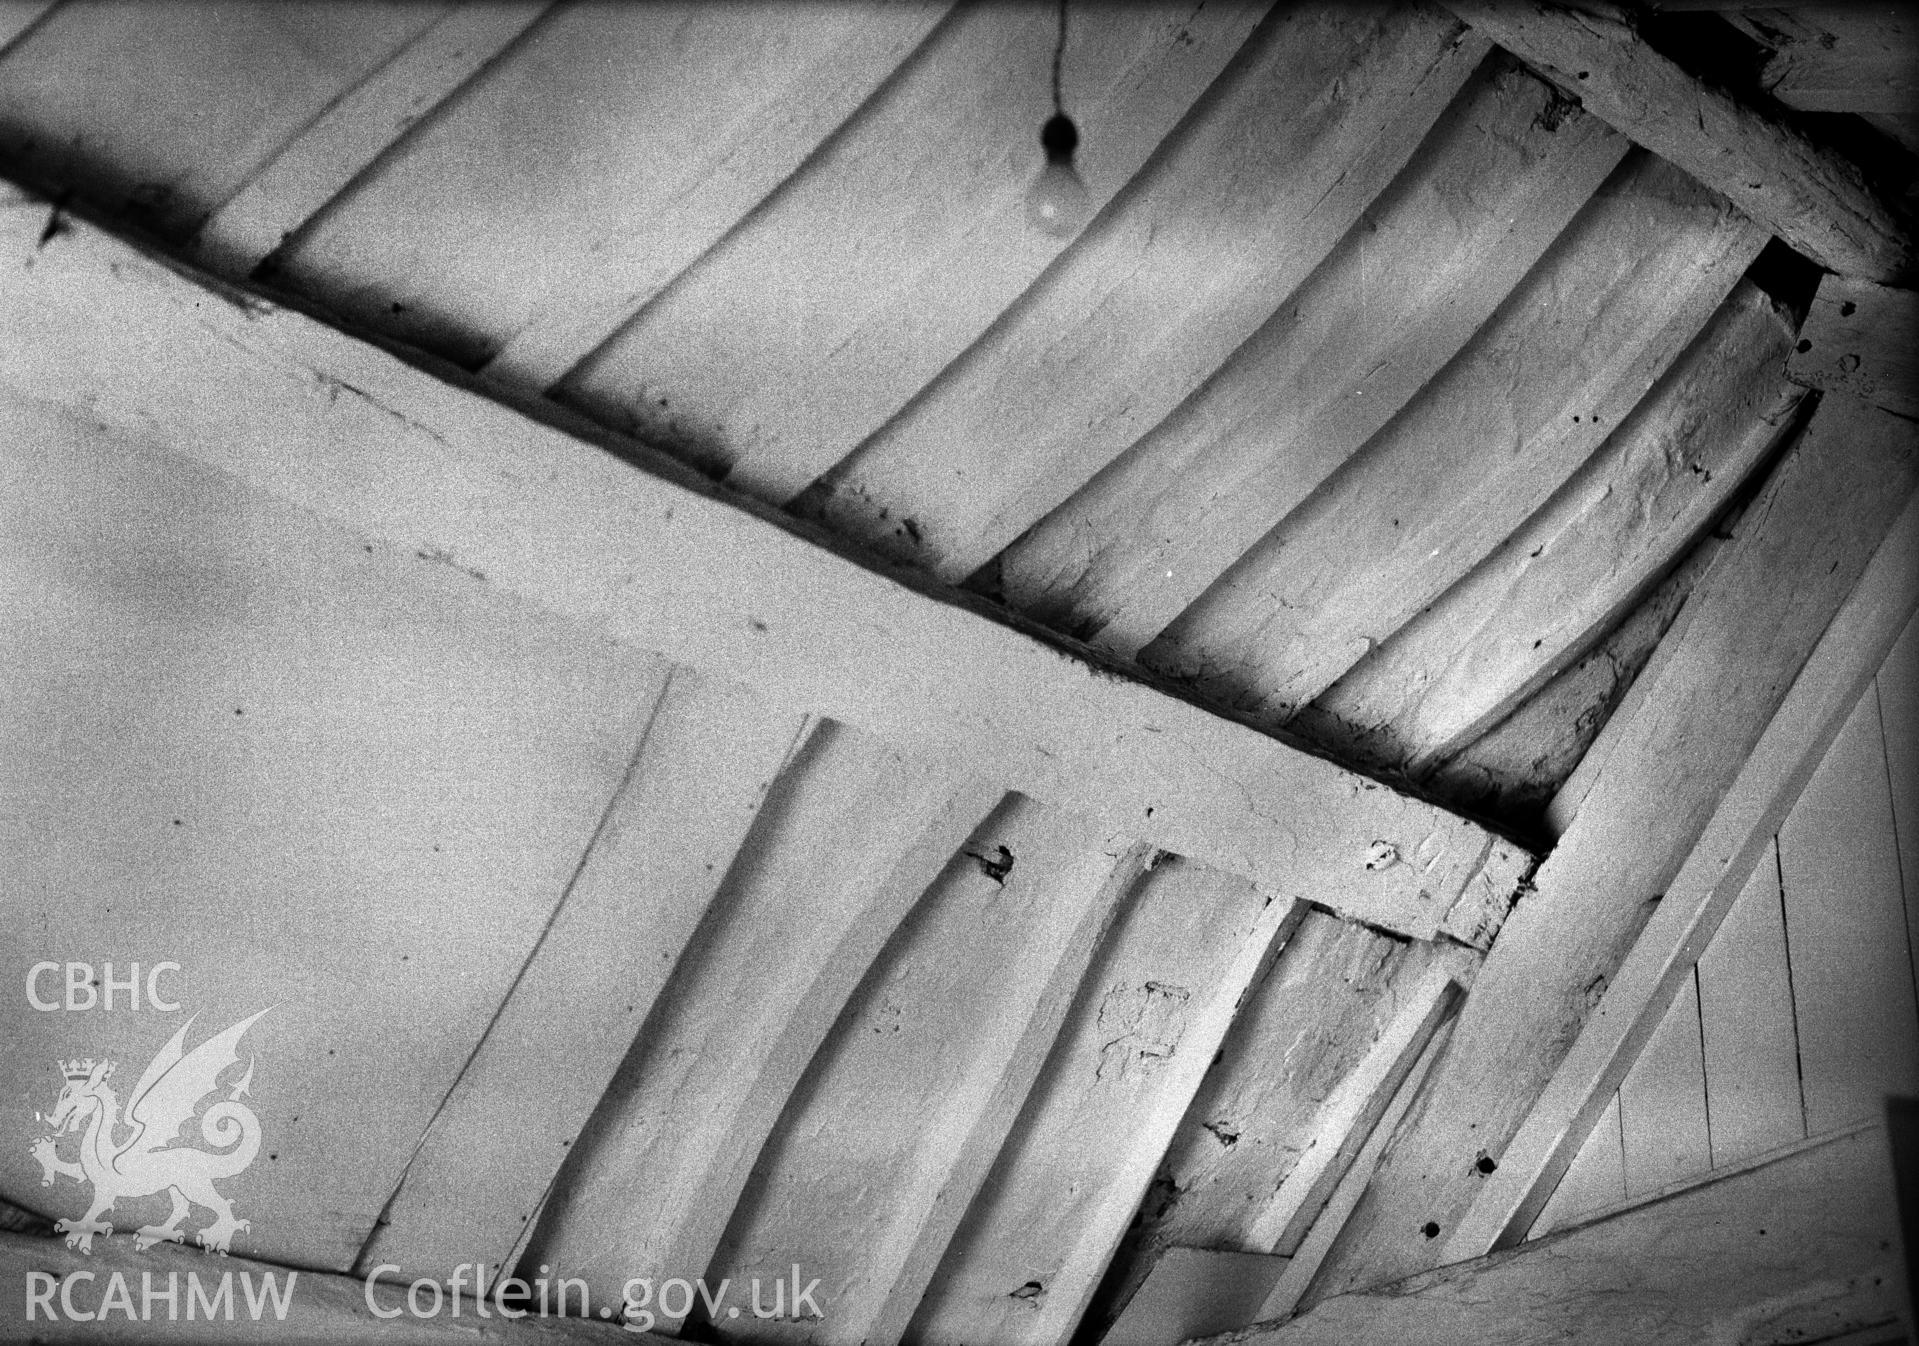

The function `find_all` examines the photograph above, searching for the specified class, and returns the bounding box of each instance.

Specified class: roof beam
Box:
[0,188,1526,944]
[550,0,1262,458]
[1000,58,1628,654]
[475,1,954,392]
[1102,1013,1460,1345]
[1444,1,1915,281]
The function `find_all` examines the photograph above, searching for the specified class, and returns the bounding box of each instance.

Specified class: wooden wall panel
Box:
[1778,682,1919,1135]
[1697,841,1804,1167]
[1449,472,1919,1258]
[1251,1126,1904,1346]
[1878,613,1919,1010]
[1616,974,1710,1197]
[1313,391,1919,1293]
[1529,847,1808,1233]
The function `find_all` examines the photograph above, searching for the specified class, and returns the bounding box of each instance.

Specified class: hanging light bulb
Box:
[1025,0,1089,239]
[1026,112,1090,237]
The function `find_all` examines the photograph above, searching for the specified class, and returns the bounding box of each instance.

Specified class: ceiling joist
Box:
[907,869,1300,1346]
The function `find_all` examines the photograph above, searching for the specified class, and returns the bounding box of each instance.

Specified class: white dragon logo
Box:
[29,1009,269,1255]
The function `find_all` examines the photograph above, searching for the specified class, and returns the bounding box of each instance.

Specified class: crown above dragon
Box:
[59,1059,111,1081]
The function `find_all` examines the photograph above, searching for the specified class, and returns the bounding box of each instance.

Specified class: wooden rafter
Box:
[702,808,1159,1346]
[1747,4,1919,117]
[1111,919,1469,1317]
[1242,952,1473,1257]
[192,1,553,277]
[524,723,1006,1332]
[905,866,1301,1346]
[1447,467,1919,1255]
[1444,0,1915,281]
[805,7,1490,581]
[1102,1014,1462,1344]
[0,188,1527,945]
[557,0,1266,478]
[476,1,955,391]
[1001,58,1629,655]
[1301,278,1804,776]
[1301,389,1919,1297]
[354,666,806,1285]
[1144,153,1767,722]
